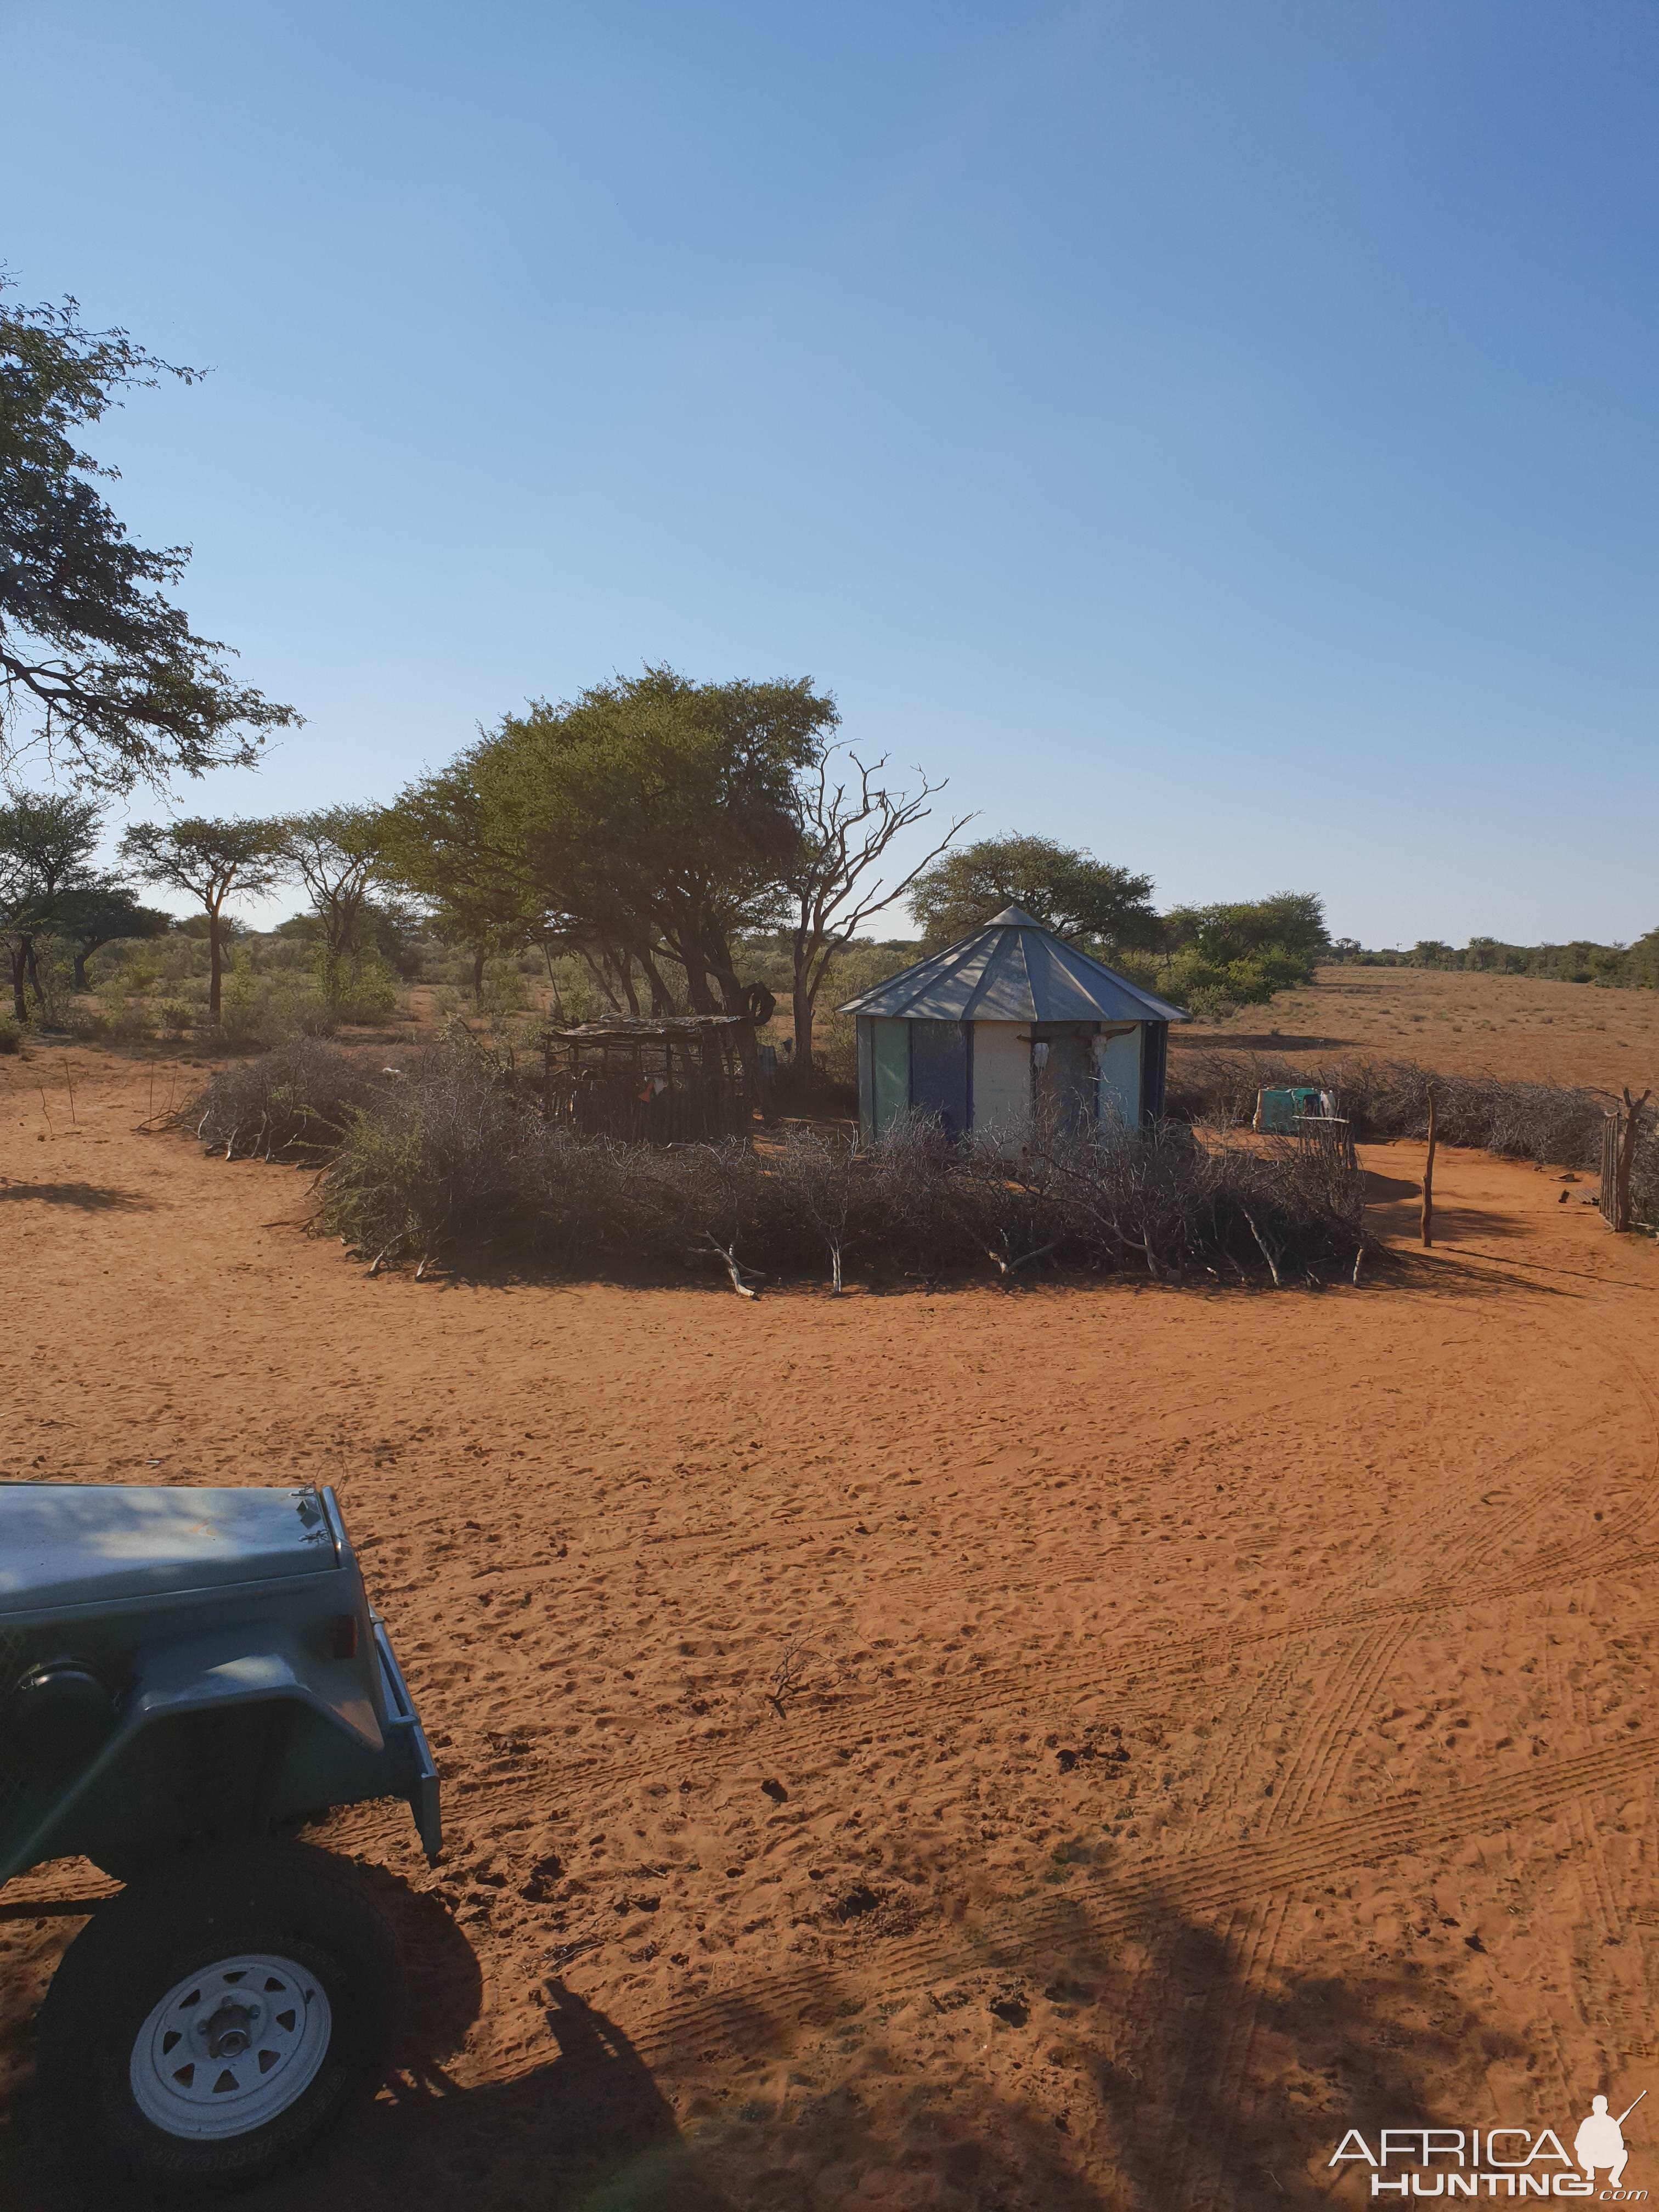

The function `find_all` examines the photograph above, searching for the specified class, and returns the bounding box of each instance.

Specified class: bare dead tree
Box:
[783,748,972,1075]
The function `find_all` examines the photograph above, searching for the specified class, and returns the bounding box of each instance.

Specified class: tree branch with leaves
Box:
[0,281,297,791]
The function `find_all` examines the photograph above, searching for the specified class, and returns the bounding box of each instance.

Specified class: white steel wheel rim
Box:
[128,1952,332,2139]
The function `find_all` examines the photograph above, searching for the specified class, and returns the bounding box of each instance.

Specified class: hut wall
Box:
[870,1017,911,1136]
[968,1022,1030,1140]
[909,1019,970,1137]
[1096,1026,1142,1130]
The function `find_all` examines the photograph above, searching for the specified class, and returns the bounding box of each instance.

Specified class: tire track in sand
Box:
[438,1531,1659,1833]
[621,1729,1659,2067]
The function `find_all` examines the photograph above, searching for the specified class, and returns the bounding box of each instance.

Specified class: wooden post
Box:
[1613,1087,1651,1233]
[1420,1084,1438,1248]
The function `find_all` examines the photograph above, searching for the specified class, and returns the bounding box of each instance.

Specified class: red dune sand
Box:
[3,1049,1659,2209]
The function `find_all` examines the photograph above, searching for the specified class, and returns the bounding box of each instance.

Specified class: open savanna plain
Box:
[1180,961,1659,1096]
[4,1045,1659,2210]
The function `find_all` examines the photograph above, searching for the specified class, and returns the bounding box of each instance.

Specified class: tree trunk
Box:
[208,911,224,1022]
[24,935,44,1011]
[472,944,487,1005]
[604,947,640,1017]
[792,978,814,1075]
[578,946,620,1011]
[10,944,26,1023]
[540,943,566,1023]
[637,947,675,1015]
[73,948,91,992]
[707,953,764,1111]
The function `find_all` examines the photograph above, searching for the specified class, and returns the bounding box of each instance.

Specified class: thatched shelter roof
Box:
[545,1014,751,1044]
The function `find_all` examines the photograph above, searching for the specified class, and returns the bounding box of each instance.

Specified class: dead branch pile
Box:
[215,1039,1370,1288]
[187,1040,394,1160]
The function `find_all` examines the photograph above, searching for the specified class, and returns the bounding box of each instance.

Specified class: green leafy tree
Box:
[1154,892,1331,1014]
[277,804,393,1012]
[1,281,298,791]
[1161,892,1329,968]
[490,668,836,1026]
[380,754,562,1003]
[50,878,171,989]
[119,817,284,1020]
[909,833,1158,953]
[0,789,102,1017]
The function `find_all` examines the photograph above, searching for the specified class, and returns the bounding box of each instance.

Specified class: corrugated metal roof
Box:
[837,905,1188,1024]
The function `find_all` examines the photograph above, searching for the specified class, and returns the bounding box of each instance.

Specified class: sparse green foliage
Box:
[276,804,396,1017]
[0,787,103,1019]
[910,834,1158,954]
[0,279,297,790]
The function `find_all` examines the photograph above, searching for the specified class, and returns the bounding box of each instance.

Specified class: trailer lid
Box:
[0,1485,338,1612]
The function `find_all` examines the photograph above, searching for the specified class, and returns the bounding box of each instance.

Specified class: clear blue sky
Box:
[6,1,1656,945]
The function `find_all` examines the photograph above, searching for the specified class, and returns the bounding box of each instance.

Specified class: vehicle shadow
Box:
[0,1862,1533,2212]
[315,1982,731,2212]
[286,1867,727,2210]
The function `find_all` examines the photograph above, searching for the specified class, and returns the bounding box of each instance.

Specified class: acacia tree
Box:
[909,834,1159,953]
[0,282,297,791]
[781,748,970,1072]
[491,669,836,1038]
[120,817,284,1020]
[50,879,170,989]
[278,804,391,1008]
[0,789,103,1017]
[380,756,566,1003]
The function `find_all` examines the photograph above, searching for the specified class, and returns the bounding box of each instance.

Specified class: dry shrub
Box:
[187,1040,393,1160]
[1170,1048,1659,1230]
[1169,1051,1613,1166]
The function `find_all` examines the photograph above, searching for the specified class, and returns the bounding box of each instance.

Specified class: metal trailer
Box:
[1,1482,439,2196]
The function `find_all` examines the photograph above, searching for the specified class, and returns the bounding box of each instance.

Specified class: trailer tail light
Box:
[328,1614,359,1660]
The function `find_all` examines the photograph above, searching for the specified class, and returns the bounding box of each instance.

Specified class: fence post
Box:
[1613,1087,1651,1233]
[1420,1085,1437,1248]
[1601,1113,1621,1230]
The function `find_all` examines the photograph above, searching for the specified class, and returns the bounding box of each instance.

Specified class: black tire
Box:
[35,1841,398,2197]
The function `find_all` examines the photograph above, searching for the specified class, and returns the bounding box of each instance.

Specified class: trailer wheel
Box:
[35,1841,397,2196]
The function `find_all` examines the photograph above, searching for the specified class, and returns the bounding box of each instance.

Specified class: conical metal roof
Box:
[837,905,1188,1024]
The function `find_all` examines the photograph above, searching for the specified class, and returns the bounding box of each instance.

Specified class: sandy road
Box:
[3,1049,1659,2210]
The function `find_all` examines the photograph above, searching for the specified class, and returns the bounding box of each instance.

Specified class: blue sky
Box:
[5,1,1656,944]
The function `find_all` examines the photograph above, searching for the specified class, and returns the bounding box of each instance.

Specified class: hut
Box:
[540,1013,757,1142]
[838,905,1187,1144]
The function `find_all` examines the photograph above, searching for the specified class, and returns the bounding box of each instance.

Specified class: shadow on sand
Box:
[3,1815,1529,2211]
[0,1181,152,1210]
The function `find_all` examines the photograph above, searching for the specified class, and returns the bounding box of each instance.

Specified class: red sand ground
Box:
[4,1046,1659,2210]
[1180,961,1659,1096]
